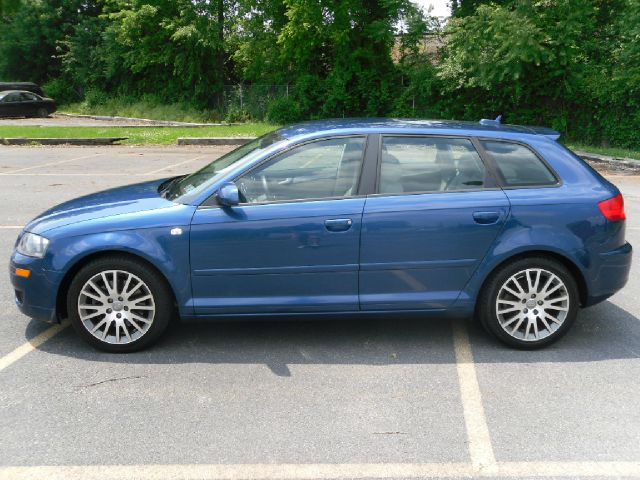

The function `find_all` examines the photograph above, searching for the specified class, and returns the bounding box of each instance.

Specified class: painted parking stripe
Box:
[0,153,104,175]
[0,172,149,176]
[452,320,496,467]
[145,154,210,175]
[0,320,69,372]
[2,461,639,480]
[0,225,23,229]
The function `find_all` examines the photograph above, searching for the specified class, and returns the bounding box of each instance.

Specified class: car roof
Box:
[276,118,560,141]
[0,90,36,94]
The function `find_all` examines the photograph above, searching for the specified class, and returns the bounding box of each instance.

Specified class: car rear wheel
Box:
[478,257,579,349]
[67,256,174,352]
[37,107,49,118]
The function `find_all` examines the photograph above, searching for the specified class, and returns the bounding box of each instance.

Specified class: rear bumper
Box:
[584,242,632,306]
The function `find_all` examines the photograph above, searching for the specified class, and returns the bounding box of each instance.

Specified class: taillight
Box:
[598,194,626,221]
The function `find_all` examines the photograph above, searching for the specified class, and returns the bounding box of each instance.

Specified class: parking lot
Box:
[0,145,639,480]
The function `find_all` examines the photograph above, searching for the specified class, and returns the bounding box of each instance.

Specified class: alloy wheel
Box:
[77,270,155,344]
[495,268,570,341]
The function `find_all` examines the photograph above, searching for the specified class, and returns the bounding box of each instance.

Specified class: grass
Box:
[0,124,279,145]
[2,124,640,156]
[61,99,222,123]
[565,143,640,161]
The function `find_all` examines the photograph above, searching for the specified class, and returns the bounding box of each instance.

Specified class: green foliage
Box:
[0,124,280,144]
[266,97,302,124]
[65,93,222,123]
[0,0,639,149]
[42,78,81,104]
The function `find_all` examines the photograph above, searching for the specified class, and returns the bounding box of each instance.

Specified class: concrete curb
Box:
[577,151,640,173]
[177,137,255,146]
[56,113,232,127]
[0,137,128,146]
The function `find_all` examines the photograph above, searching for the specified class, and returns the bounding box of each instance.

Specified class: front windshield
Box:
[165,131,284,201]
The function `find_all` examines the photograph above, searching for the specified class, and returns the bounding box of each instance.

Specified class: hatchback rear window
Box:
[481,140,557,187]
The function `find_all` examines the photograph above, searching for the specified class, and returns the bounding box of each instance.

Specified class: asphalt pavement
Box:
[0,146,638,480]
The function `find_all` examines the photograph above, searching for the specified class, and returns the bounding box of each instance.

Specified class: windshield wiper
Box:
[159,175,186,199]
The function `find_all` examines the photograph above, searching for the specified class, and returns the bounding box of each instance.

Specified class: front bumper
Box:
[10,252,63,323]
[585,242,633,306]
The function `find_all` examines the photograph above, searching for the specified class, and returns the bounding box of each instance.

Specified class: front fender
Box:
[47,227,193,317]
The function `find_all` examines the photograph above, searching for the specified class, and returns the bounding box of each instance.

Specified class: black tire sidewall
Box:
[67,256,174,353]
[37,108,48,118]
[479,257,579,349]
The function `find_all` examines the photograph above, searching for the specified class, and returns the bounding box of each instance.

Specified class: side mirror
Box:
[217,182,240,207]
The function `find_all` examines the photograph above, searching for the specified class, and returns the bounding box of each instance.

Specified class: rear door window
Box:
[481,140,557,187]
[378,136,487,194]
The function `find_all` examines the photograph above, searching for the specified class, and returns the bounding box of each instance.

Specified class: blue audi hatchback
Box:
[10,119,632,352]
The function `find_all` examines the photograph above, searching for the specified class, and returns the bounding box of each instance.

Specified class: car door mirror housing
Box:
[217,182,240,206]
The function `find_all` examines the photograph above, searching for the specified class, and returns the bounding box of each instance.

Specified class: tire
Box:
[37,108,49,118]
[477,257,579,349]
[67,256,174,353]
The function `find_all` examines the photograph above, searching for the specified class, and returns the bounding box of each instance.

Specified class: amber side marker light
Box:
[15,268,31,278]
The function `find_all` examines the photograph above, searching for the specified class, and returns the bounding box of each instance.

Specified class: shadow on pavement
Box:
[29,300,640,376]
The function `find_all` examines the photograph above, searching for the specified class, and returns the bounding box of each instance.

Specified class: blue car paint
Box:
[9,118,632,325]
[190,197,365,313]
[360,189,510,310]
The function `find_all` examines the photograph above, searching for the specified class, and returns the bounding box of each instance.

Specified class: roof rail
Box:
[479,115,502,126]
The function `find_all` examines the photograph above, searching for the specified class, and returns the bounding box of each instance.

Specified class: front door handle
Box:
[325,218,353,232]
[472,211,501,225]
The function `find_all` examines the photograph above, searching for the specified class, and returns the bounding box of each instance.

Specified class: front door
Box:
[190,136,367,315]
[0,92,21,117]
[360,135,511,310]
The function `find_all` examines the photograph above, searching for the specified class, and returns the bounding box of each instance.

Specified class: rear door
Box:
[359,135,511,310]
[19,92,39,116]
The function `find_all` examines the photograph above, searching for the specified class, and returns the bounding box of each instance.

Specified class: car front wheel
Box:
[478,257,579,349]
[67,256,174,352]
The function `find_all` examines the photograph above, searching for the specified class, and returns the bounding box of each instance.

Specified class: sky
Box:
[413,0,451,17]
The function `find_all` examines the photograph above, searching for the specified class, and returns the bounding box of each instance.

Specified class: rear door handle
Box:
[325,218,353,232]
[472,211,501,225]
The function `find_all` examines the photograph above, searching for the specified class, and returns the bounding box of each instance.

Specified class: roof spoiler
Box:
[525,126,561,141]
[479,115,561,141]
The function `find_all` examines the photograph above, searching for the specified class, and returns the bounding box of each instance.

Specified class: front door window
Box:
[237,137,366,204]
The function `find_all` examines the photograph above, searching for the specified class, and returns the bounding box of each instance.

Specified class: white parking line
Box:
[2,461,639,480]
[0,173,149,176]
[0,153,104,175]
[452,320,496,467]
[145,154,209,175]
[0,225,23,229]
[0,320,69,372]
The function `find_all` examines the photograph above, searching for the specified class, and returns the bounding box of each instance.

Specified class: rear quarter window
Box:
[481,140,557,187]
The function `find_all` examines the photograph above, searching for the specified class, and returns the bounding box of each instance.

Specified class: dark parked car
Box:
[0,82,44,96]
[10,118,632,352]
[0,90,57,118]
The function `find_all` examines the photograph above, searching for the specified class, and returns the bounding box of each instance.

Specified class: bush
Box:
[42,78,81,104]
[266,97,302,124]
[224,106,252,123]
[83,88,111,109]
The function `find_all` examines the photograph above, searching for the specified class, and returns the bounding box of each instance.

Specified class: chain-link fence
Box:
[217,84,296,120]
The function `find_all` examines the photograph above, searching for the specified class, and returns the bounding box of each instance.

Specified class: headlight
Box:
[16,232,49,258]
